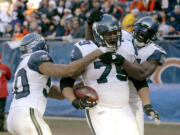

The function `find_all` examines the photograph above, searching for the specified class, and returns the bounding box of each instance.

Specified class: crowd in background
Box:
[0,0,179,41]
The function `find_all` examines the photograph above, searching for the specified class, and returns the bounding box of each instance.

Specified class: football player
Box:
[60,14,157,135]
[7,33,110,135]
[86,10,166,135]
[128,16,166,134]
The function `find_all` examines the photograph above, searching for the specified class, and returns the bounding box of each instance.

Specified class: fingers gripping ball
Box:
[74,86,99,102]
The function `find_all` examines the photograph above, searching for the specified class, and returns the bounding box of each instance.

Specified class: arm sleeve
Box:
[70,45,83,62]
[28,50,53,74]
[60,77,75,91]
[129,77,148,92]
[147,50,167,65]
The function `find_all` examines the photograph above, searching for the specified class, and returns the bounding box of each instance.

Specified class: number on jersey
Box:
[13,68,30,99]
[94,61,127,83]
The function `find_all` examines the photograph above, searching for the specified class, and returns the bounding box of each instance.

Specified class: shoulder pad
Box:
[71,40,98,61]
[28,50,53,73]
[151,42,167,55]
[147,49,167,65]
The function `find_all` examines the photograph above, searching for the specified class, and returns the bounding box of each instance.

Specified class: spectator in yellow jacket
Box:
[122,8,139,32]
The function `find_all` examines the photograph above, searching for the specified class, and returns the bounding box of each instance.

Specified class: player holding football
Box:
[7,33,111,135]
[60,13,165,135]
[85,10,167,135]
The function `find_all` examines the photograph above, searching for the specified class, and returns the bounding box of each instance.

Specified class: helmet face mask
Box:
[92,14,121,50]
[103,30,121,49]
[133,16,158,48]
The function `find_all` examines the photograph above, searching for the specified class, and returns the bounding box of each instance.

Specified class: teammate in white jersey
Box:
[84,10,166,135]
[128,16,167,135]
[7,33,110,135]
[60,14,160,135]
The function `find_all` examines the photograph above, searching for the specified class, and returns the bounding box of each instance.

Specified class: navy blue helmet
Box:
[133,16,159,47]
[20,33,49,56]
[92,14,121,49]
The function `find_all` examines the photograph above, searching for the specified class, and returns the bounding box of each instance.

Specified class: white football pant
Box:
[7,107,52,135]
[129,100,144,135]
[85,104,141,135]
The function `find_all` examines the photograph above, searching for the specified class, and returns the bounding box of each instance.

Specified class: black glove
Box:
[144,104,160,125]
[72,96,97,109]
[87,8,103,25]
[99,52,125,65]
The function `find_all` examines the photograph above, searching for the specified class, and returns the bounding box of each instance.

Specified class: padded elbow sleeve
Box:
[129,77,148,92]
[60,77,75,91]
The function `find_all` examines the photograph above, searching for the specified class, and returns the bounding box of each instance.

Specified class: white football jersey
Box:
[10,50,52,116]
[129,42,167,100]
[71,36,137,107]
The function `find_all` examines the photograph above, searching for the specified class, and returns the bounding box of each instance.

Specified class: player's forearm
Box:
[85,23,94,41]
[62,87,76,103]
[122,60,147,81]
[67,49,103,77]
[138,87,151,105]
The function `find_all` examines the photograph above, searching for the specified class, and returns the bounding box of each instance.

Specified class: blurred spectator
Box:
[74,8,87,25]
[65,20,73,36]
[29,21,41,34]
[122,8,139,32]
[65,0,72,9]
[71,17,85,38]
[81,0,92,13]
[146,0,162,12]
[24,1,36,18]
[47,0,59,18]
[111,0,124,20]
[0,53,11,132]
[11,1,25,26]
[152,11,176,36]
[80,3,89,15]
[71,0,82,15]
[0,1,12,36]
[3,24,13,38]
[101,0,113,13]
[166,5,180,34]
[36,0,49,16]
[91,0,101,10]
[56,18,66,37]
[57,0,65,18]
[22,21,29,35]
[41,14,51,36]
[129,0,146,12]
[63,8,73,21]
[13,22,24,40]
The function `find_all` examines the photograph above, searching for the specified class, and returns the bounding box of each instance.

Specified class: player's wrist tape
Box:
[60,77,75,91]
[144,104,152,110]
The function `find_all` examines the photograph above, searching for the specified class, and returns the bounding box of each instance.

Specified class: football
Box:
[74,86,99,102]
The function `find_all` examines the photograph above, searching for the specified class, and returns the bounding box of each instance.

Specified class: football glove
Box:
[99,52,125,65]
[87,8,103,25]
[144,104,160,125]
[72,96,97,109]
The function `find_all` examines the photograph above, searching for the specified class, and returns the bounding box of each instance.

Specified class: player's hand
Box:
[72,96,97,109]
[144,104,160,125]
[99,52,125,65]
[87,8,103,25]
